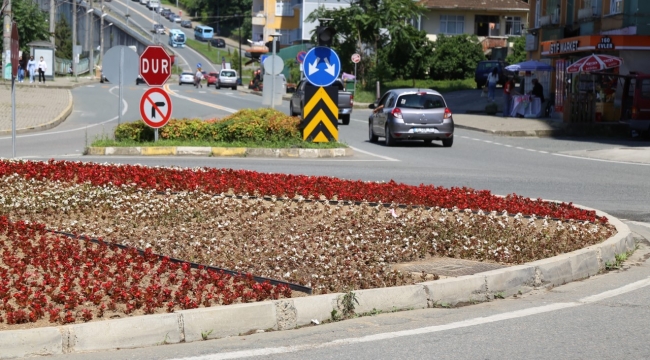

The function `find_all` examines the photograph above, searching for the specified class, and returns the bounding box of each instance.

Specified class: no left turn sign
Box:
[140,88,173,128]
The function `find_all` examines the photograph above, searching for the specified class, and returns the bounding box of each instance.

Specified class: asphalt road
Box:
[104,0,241,74]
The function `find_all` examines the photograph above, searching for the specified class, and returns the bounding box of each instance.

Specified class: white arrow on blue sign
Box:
[303,46,341,87]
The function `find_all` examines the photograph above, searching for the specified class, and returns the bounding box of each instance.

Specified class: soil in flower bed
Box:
[0,161,616,329]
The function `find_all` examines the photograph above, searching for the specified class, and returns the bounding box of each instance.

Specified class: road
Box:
[3,84,650,359]
[104,0,243,74]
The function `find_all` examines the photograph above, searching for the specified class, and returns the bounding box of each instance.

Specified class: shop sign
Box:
[597,36,615,50]
[525,34,538,51]
[549,40,580,54]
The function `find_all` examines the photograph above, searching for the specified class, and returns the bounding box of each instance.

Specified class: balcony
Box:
[252,12,266,26]
[578,6,601,21]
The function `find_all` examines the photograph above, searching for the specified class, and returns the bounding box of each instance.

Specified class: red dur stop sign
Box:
[139,46,172,86]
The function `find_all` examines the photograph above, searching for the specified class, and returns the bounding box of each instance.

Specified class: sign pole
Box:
[11,72,15,158]
[354,62,357,95]
[118,47,124,124]
[155,128,158,142]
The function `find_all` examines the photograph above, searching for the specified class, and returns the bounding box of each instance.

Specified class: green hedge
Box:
[114,109,301,143]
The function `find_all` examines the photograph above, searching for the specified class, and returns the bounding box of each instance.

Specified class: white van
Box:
[147,0,160,10]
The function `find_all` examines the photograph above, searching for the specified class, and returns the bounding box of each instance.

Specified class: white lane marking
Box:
[551,153,650,166]
[163,84,237,113]
[458,134,649,166]
[0,87,126,140]
[171,277,650,360]
[348,146,400,161]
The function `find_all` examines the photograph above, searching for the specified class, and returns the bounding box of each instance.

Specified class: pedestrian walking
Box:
[486,67,498,102]
[17,64,24,82]
[194,67,203,88]
[503,76,515,118]
[37,56,47,84]
[27,56,37,83]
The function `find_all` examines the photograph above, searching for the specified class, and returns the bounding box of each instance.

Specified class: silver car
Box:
[368,89,454,147]
[178,72,195,85]
[216,69,238,90]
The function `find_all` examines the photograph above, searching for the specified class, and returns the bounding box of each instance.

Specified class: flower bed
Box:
[0,159,615,329]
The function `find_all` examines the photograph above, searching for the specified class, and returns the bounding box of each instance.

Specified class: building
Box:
[419,0,530,59]
[251,0,350,47]
[527,0,650,122]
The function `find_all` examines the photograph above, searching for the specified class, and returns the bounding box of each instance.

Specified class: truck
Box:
[147,0,160,10]
[289,79,354,125]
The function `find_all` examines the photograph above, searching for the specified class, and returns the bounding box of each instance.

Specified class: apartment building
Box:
[251,0,349,47]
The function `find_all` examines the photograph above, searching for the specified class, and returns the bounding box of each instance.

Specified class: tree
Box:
[506,36,526,65]
[429,35,485,80]
[385,26,434,85]
[305,0,425,87]
[55,16,73,59]
[0,0,50,54]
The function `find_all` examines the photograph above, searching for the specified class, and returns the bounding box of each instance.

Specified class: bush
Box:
[114,109,301,143]
[114,120,155,142]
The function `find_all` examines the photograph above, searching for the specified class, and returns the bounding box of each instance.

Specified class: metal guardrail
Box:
[54,53,100,75]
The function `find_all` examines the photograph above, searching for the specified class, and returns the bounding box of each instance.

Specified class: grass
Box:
[90,138,348,149]
[185,38,235,65]
[353,78,476,103]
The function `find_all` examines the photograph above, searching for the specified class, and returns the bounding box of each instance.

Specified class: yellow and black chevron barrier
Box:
[301,85,338,142]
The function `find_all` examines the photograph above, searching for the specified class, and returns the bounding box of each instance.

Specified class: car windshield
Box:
[181,72,193,76]
[479,62,499,70]
[396,93,445,109]
[173,34,184,41]
[209,73,218,77]
[221,71,236,77]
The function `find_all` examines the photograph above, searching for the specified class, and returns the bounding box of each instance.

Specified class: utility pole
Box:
[49,0,55,46]
[100,0,104,66]
[72,0,77,78]
[3,0,11,68]
[89,0,94,79]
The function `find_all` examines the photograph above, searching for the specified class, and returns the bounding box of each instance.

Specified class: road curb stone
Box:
[0,205,635,359]
[86,146,354,158]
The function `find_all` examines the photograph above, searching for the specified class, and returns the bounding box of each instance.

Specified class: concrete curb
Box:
[454,124,566,138]
[85,146,353,158]
[0,206,635,359]
[0,90,74,136]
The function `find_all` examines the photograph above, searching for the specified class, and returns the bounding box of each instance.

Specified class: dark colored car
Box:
[136,75,145,85]
[474,60,513,89]
[368,89,454,147]
[160,9,171,18]
[180,20,192,28]
[209,38,225,48]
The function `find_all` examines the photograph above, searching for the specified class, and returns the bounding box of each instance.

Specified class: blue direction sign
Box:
[303,46,341,87]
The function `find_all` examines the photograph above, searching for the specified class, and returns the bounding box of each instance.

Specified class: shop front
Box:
[540,35,650,123]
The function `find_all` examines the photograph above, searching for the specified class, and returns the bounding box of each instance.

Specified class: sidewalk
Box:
[0,76,97,135]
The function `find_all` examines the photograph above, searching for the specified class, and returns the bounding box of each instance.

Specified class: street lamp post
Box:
[86,7,94,79]
[100,7,107,67]
[238,14,242,86]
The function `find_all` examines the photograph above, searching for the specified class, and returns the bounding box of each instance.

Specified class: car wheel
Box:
[369,121,378,143]
[476,82,482,90]
[216,83,220,89]
[442,137,454,148]
[384,124,396,146]
[232,86,237,90]
[289,103,295,116]
[341,114,350,125]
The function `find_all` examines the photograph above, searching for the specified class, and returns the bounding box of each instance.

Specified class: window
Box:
[535,0,541,28]
[440,15,464,35]
[397,94,445,109]
[642,80,650,99]
[610,0,622,14]
[505,16,522,35]
[275,2,293,16]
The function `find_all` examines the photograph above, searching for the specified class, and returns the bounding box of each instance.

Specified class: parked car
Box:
[216,69,238,90]
[160,9,171,18]
[204,72,218,87]
[178,72,195,85]
[474,60,512,89]
[368,89,454,147]
[136,75,145,85]
[156,6,168,13]
[209,38,226,48]
[289,79,353,125]
[180,20,192,28]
